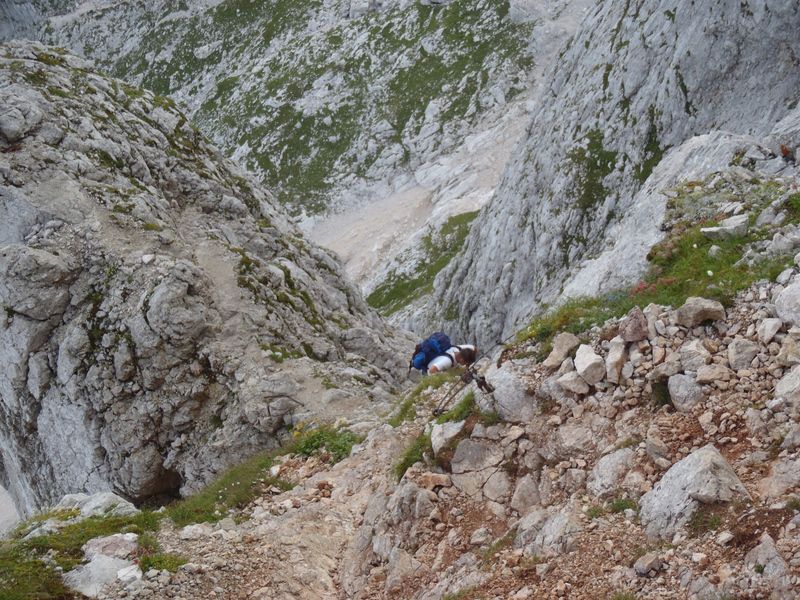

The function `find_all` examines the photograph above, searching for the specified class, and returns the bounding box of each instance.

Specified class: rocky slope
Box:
[422,0,800,348]
[8,171,798,598]
[0,41,410,519]
[56,270,800,598]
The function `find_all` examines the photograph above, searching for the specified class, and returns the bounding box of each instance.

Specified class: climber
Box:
[409,331,477,374]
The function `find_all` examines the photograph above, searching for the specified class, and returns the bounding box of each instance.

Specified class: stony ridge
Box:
[0,41,409,518]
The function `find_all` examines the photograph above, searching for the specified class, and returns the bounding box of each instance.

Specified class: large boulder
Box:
[675,298,726,328]
[639,445,750,541]
[618,307,649,342]
[667,374,703,412]
[775,281,800,326]
[727,338,759,371]
[574,344,605,385]
[587,448,635,499]
[543,332,580,369]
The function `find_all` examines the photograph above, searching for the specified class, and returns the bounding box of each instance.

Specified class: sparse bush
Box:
[586,505,605,519]
[394,433,432,480]
[140,552,187,573]
[609,498,637,514]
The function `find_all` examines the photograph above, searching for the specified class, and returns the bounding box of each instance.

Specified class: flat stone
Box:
[757,318,782,344]
[618,307,648,342]
[556,371,589,395]
[675,297,726,328]
[634,551,662,576]
[574,344,604,385]
[695,363,731,384]
[543,332,580,369]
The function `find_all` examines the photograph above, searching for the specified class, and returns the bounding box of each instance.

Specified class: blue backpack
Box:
[412,332,451,372]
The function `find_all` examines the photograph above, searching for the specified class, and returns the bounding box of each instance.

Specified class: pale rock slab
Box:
[431,420,465,457]
[574,344,604,385]
[63,555,134,598]
[695,364,731,384]
[639,445,750,541]
[775,281,800,326]
[556,371,589,395]
[543,332,580,369]
[757,318,782,344]
[485,366,535,422]
[605,336,626,384]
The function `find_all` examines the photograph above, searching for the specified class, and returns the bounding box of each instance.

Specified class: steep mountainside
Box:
[37,0,535,216]
[423,0,800,347]
[0,41,409,518]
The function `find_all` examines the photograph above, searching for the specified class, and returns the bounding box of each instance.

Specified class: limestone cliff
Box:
[0,41,409,517]
[423,0,800,347]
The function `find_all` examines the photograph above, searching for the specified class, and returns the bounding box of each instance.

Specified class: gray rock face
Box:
[515,508,583,557]
[484,365,535,422]
[0,42,408,517]
[679,340,711,372]
[425,1,800,346]
[639,445,750,541]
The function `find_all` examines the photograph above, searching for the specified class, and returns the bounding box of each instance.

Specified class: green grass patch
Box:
[388,370,462,427]
[0,543,73,600]
[142,222,163,231]
[436,390,475,424]
[787,496,800,511]
[139,552,187,573]
[166,453,292,527]
[586,505,605,519]
[394,433,432,480]
[608,497,637,514]
[20,511,160,572]
[367,211,479,315]
[286,425,361,463]
[517,219,788,349]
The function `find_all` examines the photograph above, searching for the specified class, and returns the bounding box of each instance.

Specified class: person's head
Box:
[456,347,477,366]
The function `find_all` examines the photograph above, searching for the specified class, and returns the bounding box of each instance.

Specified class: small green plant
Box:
[166,453,292,526]
[609,498,637,514]
[586,505,605,519]
[787,496,800,511]
[394,433,432,480]
[611,593,637,600]
[436,390,475,424]
[287,425,361,463]
[143,222,163,231]
[686,505,723,537]
[140,552,187,573]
